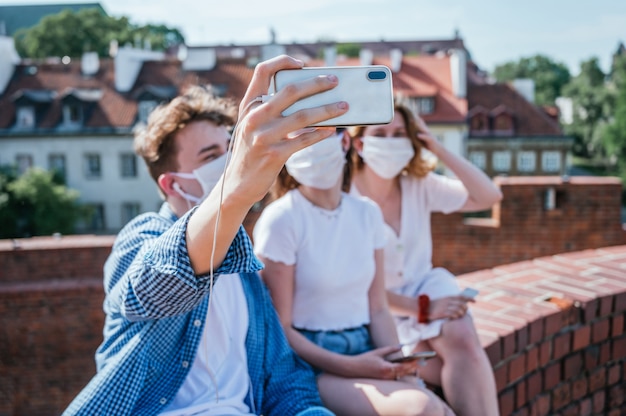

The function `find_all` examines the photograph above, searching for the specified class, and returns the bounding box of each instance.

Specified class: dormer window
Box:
[468,106,490,136]
[491,106,514,136]
[63,102,83,127]
[137,100,158,124]
[16,106,35,128]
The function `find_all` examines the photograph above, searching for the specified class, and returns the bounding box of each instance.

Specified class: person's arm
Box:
[367,249,401,348]
[415,116,502,212]
[186,55,349,274]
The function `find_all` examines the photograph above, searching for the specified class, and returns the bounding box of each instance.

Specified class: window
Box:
[468,151,486,170]
[492,151,511,172]
[86,203,106,231]
[137,100,158,123]
[120,153,137,178]
[517,151,536,172]
[493,114,513,132]
[470,114,489,133]
[84,154,101,178]
[48,154,66,181]
[16,106,35,128]
[16,154,33,175]
[407,97,435,116]
[121,202,141,225]
[63,103,83,126]
[541,151,561,172]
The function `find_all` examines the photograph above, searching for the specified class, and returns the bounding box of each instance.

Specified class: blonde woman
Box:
[349,100,502,416]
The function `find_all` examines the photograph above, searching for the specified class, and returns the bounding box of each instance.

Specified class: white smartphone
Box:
[271,65,395,127]
[386,350,437,363]
[460,287,479,299]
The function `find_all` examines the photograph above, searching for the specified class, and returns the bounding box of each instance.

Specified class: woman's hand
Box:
[428,295,474,321]
[223,55,349,207]
[339,345,419,380]
[414,113,443,155]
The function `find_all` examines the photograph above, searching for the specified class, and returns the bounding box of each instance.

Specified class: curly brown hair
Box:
[348,97,435,178]
[133,85,238,183]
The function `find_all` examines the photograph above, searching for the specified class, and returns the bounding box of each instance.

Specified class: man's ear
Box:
[158,173,178,198]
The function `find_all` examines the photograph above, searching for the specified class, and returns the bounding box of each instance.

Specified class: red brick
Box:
[600,341,612,364]
[516,380,527,409]
[593,390,606,414]
[495,364,508,391]
[578,397,592,416]
[608,384,624,408]
[526,346,539,373]
[544,310,564,337]
[572,325,591,351]
[553,332,571,360]
[526,371,542,402]
[583,299,600,323]
[589,367,607,392]
[599,294,615,317]
[571,376,588,401]
[543,362,561,391]
[615,292,626,312]
[612,313,624,337]
[551,382,572,411]
[608,363,622,385]
[613,335,626,361]
[485,339,502,366]
[538,341,551,366]
[511,407,529,416]
[509,354,527,383]
[592,318,611,343]
[560,403,580,416]
[499,388,515,416]
[563,352,583,380]
[530,393,551,416]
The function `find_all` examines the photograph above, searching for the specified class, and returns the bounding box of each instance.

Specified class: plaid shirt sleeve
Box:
[105,206,263,321]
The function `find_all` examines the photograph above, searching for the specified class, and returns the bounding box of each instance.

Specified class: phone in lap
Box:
[272,65,395,127]
[386,350,437,363]
[460,287,479,299]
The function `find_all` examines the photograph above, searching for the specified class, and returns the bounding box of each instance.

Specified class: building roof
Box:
[467,83,563,136]
[0,3,105,36]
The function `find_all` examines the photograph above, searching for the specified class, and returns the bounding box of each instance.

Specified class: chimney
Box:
[449,49,467,98]
[0,35,20,95]
[390,48,402,73]
[114,45,165,92]
[182,47,216,71]
[359,49,373,66]
[81,51,100,76]
[324,46,336,66]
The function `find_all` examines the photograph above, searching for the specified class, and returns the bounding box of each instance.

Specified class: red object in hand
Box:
[418,294,430,324]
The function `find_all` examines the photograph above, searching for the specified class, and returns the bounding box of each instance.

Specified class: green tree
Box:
[493,54,572,106]
[14,8,184,58]
[336,43,361,58]
[562,58,614,158]
[0,167,88,238]
[602,54,626,179]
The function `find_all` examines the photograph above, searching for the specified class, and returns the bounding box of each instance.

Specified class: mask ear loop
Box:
[206,95,267,403]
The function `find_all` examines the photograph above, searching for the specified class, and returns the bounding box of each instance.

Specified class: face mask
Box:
[285,133,345,190]
[169,153,227,204]
[361,136,415,179]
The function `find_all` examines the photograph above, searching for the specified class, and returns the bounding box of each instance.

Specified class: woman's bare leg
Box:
[317,373,454,416]
[421,315,499,416]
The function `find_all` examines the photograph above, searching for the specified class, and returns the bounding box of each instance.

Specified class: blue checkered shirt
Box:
[63,203,332,416]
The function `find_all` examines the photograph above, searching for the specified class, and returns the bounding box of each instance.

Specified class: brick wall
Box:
[1,176,625,415]
[459,247,626,415]
[432,176,626,275]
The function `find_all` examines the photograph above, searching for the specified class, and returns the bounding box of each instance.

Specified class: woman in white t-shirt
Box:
[253,130,453,416]
[349,100,502,416]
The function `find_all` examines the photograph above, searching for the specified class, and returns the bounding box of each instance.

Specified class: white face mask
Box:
[361,136,415,179]
[285,133,345,190]
[169,153,227,205]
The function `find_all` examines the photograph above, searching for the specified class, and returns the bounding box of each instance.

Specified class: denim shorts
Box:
[296,325,374,374]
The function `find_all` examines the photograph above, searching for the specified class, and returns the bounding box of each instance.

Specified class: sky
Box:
[2,0,625,75]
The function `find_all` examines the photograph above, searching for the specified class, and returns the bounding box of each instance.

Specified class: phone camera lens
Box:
[367,70,387,81]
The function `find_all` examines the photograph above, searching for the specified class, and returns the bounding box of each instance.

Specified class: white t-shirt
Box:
[253,189,387,331]
[352,172,468,290]
[160,274,254,416]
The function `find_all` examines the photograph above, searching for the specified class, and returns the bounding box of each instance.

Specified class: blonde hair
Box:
[134,85,237,183]
[348,98,435,178]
